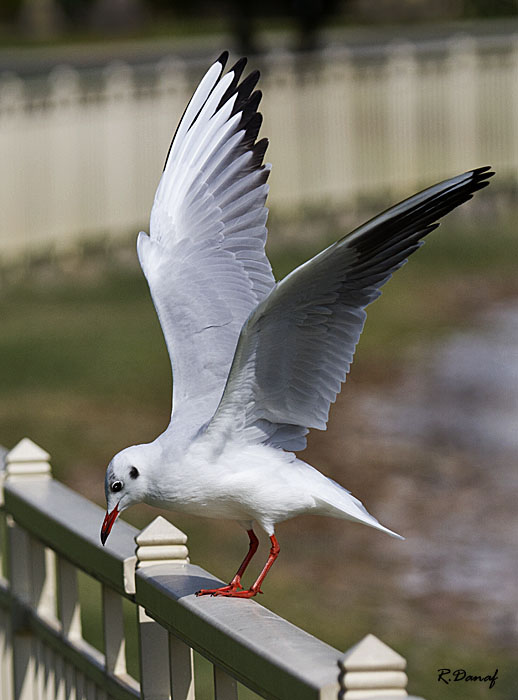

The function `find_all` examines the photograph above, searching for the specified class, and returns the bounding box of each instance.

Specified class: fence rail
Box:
[0,437,425,699]
[0,36,517,263]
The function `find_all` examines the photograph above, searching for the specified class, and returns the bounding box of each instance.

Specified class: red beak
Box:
[100,504,119,545]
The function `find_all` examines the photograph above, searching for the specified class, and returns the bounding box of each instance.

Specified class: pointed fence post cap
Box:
[136,515,187,546]
[135,515,189,568]
[340,634,408,698]
[6,438,51,479]
[341,634,406,672]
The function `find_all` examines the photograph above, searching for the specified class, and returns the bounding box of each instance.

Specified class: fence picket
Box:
[0,38,508,264]
[0,437,426,700]
[102,585,127,676]
[168,633,195,700]
[138,606,170,700]
[57,556,82,641]
[213,666,238,700]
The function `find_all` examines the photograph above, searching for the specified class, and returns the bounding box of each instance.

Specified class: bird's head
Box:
[100,445,148,545]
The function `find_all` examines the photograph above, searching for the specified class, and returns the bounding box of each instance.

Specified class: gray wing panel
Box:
[139,55,275,435]
[209,167,494,451]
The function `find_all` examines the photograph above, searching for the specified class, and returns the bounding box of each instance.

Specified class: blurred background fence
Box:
[1,33,516,263]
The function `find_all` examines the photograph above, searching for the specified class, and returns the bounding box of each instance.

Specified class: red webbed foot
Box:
[195,533,279,599]
[208,586,263,598]
[196,581,243,597]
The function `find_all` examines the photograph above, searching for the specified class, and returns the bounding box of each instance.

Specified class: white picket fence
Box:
[0,437,425,700]
[0,36,517,263]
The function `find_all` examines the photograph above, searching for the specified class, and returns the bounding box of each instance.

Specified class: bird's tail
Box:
[314,476,404,540]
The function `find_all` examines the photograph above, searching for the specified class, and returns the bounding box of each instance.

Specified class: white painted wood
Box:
[5,438,51,480]
[64,662,77,700]
[320,47,356,205]
[30,537,58,624]
[85,678,97,700]
[510,39,518,183]
[0,602,14,700]
[262,51,300,209]
[213,665,238,700]
[385,42,419,193]
[0,73,26,260]
[103,61,140,237]
[0,444,8,508]
[34,638,44,700]
[47,66,83,251]
[4,478,138,598]
[135,516,189,568]
[1,435,427,700]
[43,643,56,700]
[8,518,33,603]
[138,606,170,700]
[56,556,82,641]
[0,40,512,262]
[168,633,195,700]
[55,652,66,700]
[447,36,479,174]
[136,562,342,700]
[75,670,86,700]
[339,634,408,698]
[7,519,36,700]
[102,584,127,676]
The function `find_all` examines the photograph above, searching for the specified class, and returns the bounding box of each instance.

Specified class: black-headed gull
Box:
[101,52,493,597]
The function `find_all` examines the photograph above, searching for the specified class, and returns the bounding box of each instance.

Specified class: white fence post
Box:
[1,439,429,700]
[0,39,515,263]
[136,516,190,700]
[262,51,301,211]
[339,633,411,698]
[103,61,139,238]
[154,56,189,169]
[510,36,518,183]
[318,46,357,208]
[385,42,419,195]
[213,665,238,700]
[47,65,82,253]
[0,445,14,700]
[447,35,479,173]
[56,556,82,642]
[5,438,51,480]
[6,438,53,700]
[0,73,26,262]
[168,633,195,700]
[102,584,127,677]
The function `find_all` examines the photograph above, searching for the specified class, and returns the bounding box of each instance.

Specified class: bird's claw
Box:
[196,583,243,597]
[195,585,261,598]
[210,588,259,598]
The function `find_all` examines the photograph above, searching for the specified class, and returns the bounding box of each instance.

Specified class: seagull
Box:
[100,51,493,597]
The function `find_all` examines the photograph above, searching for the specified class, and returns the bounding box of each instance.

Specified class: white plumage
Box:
[101,52,493,597]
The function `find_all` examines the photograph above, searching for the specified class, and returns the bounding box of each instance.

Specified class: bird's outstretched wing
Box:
[208,167,494,452]
[137,53,275,437]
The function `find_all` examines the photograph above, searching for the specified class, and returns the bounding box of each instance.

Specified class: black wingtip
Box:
[216,51,229,69]
[216,56,249,113]
[472,165,493,175]
[250,138,269,170]
[466,165,495,194]
[229,56,247,76]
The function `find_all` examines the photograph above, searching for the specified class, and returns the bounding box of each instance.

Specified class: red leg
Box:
[206,535,280,599]
[196,529,259,596]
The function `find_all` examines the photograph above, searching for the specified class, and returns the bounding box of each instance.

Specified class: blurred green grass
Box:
[1,209,518,699]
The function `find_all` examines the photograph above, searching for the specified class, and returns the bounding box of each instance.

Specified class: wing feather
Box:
[208,167,494,451]
[138,54,275,442]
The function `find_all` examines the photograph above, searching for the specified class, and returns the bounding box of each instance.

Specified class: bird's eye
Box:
[111,481,123,493]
